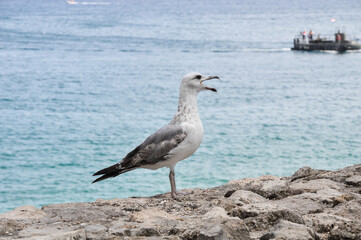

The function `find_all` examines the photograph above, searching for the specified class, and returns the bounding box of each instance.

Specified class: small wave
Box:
[209,48,290,53]
[211,50,233,53]
[118,49,152,53]
[0,98,12,102]
[20,47,40,51]
[243,48,291,52]
[81,2,111,5]
[119,49,137,53]
[67,1,111,5]
[311,50,360,54]
[347,49,361,53]
[321,51,340,54]
[292,49,361,54]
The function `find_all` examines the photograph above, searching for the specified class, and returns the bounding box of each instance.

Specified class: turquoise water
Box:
[1,0,361,213]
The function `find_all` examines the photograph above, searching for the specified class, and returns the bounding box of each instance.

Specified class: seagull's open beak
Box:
[200,76,219,92]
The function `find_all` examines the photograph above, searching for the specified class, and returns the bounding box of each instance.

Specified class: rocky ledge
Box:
[1,164,361,240]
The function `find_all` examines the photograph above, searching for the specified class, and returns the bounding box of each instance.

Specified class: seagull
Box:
[92,73,219,198]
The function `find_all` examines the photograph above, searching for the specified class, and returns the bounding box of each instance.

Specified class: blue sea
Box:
[1,0,361,213]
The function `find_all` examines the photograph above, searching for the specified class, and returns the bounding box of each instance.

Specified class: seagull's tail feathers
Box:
[92,163,133,183]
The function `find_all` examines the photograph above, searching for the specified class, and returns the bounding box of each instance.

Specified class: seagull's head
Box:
[181,73,219,93]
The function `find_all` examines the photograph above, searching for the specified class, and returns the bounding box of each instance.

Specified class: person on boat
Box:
[308,30,313,41]
[336,30,342,42]
[302,31,307,43]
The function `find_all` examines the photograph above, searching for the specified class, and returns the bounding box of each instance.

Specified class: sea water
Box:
[1,0,361,213]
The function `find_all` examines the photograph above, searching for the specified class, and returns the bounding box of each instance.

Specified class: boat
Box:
[291,29,361,52]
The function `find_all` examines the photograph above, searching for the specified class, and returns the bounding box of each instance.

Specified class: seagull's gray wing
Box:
[92,123,187,183]
[120,124,187,169]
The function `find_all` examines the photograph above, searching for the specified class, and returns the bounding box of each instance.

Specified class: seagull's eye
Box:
[195,75,201,80]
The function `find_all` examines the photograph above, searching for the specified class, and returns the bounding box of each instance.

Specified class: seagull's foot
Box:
[176,190,192,196]
[171,190,193,199]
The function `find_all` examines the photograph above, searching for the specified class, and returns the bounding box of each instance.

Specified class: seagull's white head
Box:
[180,73,219,94]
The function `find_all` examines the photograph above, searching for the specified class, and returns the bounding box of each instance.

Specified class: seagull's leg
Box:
[169,169,191,198]
[169,169,177,198]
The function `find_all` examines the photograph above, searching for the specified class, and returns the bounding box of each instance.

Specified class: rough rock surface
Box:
[1,164,360,240]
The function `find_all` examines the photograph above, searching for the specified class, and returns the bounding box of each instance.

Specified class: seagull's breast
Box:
[182,120,204,152]
[166,120,204,166]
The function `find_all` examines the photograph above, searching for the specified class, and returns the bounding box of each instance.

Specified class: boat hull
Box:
[292,40,361,52]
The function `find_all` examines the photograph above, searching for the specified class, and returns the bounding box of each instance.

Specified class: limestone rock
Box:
[291,166,325,181]
[260,220,319,240]
[0,206,46,220]
[305,213,352,233]
[333,200,361,221]
[345,174,361,186]
[203,206,230,220]
[277,196,324,214]
[227,190,267,205]
[289,178,344,193]
[328,222,361,240]
[84,224,108,240]
[232,200,288,219]
[244,209,304,232]
[0,163,360,240]
[21,229,86,240]
[182,218,251,240]
[18,225,73,238]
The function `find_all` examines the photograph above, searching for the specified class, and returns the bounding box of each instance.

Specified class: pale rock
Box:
[257,178,291,199]
[232,201,288,219]
[296,188,351,207]
[18,225,74,238]
[108,227,127,237]
[229,176,295,200]
[108,220,127,237]
[243,209,304,232]
[328,222,361,240]
[228,190,267,205]
[289,178,344,193]
[19,229,86,240]
[188,218,251,240]
[130,208,182,227]
[203,207,229,219]
[0,206,46,220]
[198,225,224,240]
[345,175,361,186]
[260,220,319,240]
[333,200,361,220]
[277,196,324,214]
[305,213,352,233]
[133,227,160,237]
[291,166,315,179]
[41,203,108,223]
[226,177,264,187]
[84,224,108,240]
